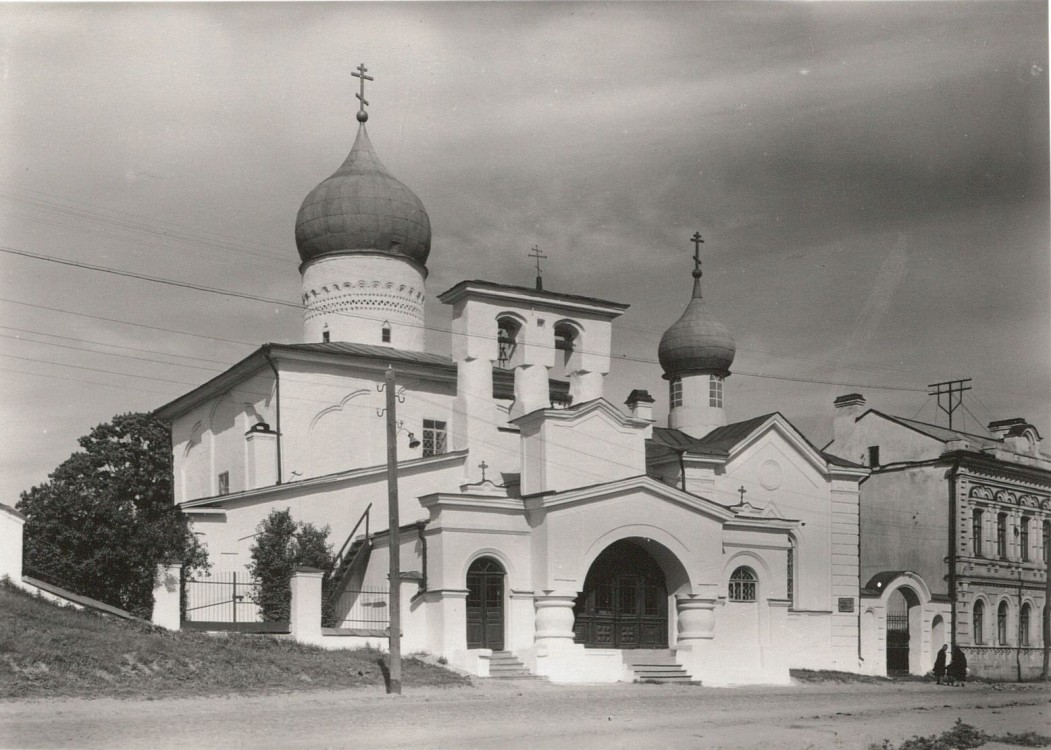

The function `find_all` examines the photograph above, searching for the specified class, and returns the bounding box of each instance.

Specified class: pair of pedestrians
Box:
[932,644,967,686]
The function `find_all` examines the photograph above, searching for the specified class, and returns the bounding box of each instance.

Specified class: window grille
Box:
[972,509,983,558]
[669,378,682,408]
[218,471,229,496]
[422,419,447,457]
[709,375,723,408]
[1021,516,1030,562]
[997,513,1007,559]
[728,566,757,602]
[997,602,1009,645]
[973,600,984,645]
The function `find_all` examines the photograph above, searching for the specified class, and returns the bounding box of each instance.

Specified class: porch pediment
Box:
[523,474,735,523]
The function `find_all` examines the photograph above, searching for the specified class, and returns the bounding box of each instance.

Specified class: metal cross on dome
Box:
[352,63,374,122]
[691,232,704,277]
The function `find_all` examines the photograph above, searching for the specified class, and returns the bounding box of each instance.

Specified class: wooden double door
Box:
[573,540,669,649]
[466,557,504,650]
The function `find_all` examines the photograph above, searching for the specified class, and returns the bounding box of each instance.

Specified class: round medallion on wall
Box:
[759,459,783,491]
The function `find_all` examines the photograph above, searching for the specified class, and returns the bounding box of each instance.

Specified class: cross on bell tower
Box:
[528,245,548,291]
[352,63,374,123]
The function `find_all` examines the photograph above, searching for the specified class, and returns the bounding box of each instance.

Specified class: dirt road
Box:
[1,680,1047,749]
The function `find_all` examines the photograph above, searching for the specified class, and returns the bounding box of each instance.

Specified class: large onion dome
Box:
[658,274,735,379]
[295,124,431,267]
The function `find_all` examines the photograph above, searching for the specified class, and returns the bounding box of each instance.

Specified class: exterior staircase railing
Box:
[324,503,372,626]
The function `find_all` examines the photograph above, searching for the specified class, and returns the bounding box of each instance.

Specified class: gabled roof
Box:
[650,413,867,474]
[154,342,457,419]
[862,410,1001,451]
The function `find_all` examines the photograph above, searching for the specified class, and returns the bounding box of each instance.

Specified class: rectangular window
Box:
[868,446,880,467]
[997,513,1008,559]
[218,471,229,496]
[1020,517,1030,562]
[422,419,447,457]
[972,509,983,558]
[669,378,682,408]
[322,329,330,343]
[709,375,723,408]
[381,326,391,343]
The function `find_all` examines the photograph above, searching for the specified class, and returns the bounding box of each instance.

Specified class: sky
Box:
[1,2,1048,504]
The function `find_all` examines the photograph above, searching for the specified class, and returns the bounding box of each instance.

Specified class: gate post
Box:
[152,561,183,631]
[290,567,324,645]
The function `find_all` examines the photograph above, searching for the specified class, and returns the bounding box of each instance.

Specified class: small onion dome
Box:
[295,124,431,267]
[658,277,735,379]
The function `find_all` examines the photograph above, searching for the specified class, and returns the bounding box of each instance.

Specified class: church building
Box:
[156,74,868,685]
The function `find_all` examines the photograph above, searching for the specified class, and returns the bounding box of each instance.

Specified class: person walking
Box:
[933,644,948,685]
[947,645,967,686]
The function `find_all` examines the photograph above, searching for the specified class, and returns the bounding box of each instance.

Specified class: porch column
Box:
[533,590,578,644]
[675,594,717,644]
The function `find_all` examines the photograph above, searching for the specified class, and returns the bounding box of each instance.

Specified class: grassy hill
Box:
[0,582,467,699]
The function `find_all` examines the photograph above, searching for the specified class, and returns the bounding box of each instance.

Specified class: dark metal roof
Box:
[295,125,431,267]
[822,451,866,468]
[691,413,779,454]
[868,411,1001,450]
[864,570,909,593]
[273,342,454,369]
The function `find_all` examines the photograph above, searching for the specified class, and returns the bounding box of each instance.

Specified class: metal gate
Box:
[886,590,910,675]
[182,571,286,633]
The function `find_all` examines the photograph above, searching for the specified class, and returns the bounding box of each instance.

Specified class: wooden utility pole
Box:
[384,366,402,694]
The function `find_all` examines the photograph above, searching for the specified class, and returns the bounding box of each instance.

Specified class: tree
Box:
[16,412,207,618]
[248,509,333,622]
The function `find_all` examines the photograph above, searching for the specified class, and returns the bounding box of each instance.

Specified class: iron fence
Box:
[331,586,389,630]
[183,570,263,628]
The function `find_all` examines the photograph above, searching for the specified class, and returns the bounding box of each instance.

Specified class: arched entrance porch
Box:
[573,539,673,649]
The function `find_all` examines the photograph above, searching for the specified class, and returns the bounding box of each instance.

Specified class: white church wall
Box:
[518,405,648,496]
[170,370,275,502]
[185,455,467,573]
[278,359,456,482]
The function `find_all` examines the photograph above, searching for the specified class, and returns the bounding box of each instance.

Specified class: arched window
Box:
[973,600,985,645]
[1044,520,1050,564]
[553,322,576,369]
[496,317,520,370]
[381,322,391,344]
[1020,603,1031,647]
[728,566,757,602]
[997,601,1009,645]
[972,509,984,558]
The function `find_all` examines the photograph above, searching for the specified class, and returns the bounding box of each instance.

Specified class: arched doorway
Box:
[886,588,918,675]
[466,557,504,650]
[573,540,668,649]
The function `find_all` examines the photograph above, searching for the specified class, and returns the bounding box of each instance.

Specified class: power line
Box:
[0,297,259,347]
[0,353,206,387]
[0,327,238,368]
[0,333,226,372]
[0,365,185,398]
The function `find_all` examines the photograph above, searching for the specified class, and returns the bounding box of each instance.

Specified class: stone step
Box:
[485,651,542,679]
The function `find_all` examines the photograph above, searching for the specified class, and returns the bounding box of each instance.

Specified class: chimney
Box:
[626,389,655,422]
[833,393,866,447]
